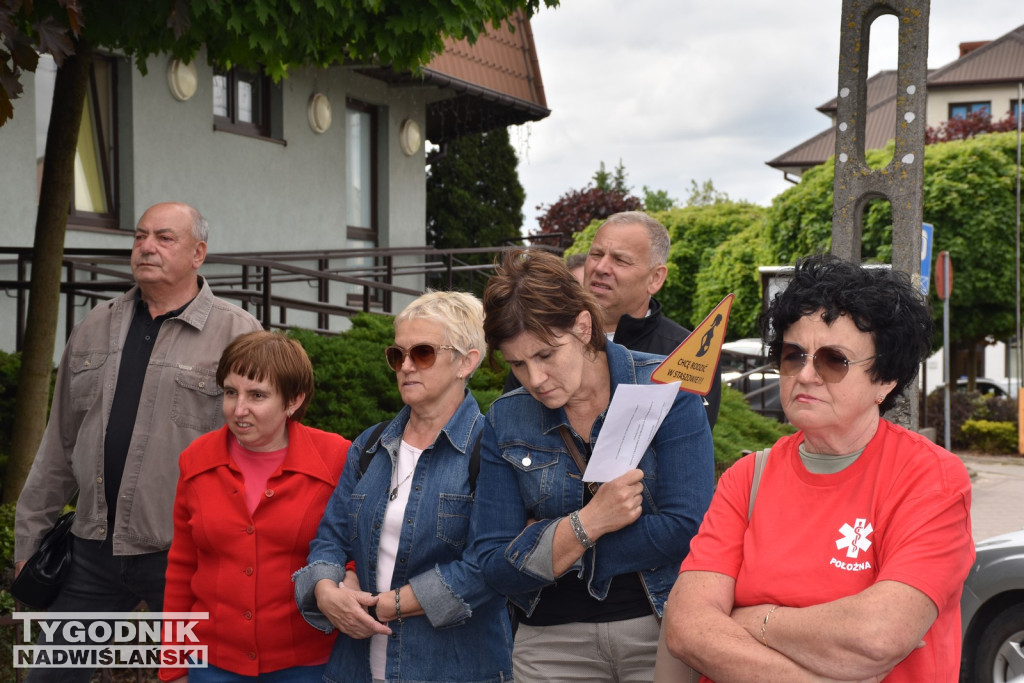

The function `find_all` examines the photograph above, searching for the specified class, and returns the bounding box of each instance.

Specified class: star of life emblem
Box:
[836,518,873,559]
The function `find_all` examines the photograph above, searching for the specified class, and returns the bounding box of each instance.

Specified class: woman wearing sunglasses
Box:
[663,253,974,681]
[293,291,513,683]
[470,250,715,682]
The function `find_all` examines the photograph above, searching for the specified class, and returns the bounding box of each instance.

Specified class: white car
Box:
[935,377,1019,400]
[721,338,783,419]
[960,530,1024,681]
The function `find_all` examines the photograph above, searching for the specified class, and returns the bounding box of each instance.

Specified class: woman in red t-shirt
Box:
[663,254,974,682]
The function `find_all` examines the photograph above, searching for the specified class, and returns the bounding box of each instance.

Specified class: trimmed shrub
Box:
[925,388,1019,451]
[960,419,1018,454]
[712,385,797,477]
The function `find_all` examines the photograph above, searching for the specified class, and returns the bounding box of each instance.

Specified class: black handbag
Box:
[10,510,76,610]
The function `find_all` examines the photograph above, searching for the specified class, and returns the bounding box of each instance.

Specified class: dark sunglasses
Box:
[776,342,880,384]
[384,343,456,371]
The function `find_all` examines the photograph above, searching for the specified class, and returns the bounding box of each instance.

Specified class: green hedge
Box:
[713,385,796,475]
[925,388,1018,451]
[960,419,1018,454]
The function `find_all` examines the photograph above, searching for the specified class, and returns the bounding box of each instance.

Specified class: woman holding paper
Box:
[470,249,715,682]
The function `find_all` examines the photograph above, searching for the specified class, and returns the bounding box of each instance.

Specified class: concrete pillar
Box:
[831,0,930,428]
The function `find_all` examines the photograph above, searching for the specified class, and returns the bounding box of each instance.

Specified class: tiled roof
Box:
[767,22,1024,174]
[766,96,898,173]
[929,23,1024,86]
[359,10,549,142]
[816,70,899,115]
[426,12,547,112]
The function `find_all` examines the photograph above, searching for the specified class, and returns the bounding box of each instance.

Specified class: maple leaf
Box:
[63,0,84,35]
[0,53,24,100]
[33,15,74,66]
[167,0,191,40]
[7,28,39,72]
[0,58,16,125]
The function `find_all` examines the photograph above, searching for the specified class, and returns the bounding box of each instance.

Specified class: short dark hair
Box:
[760,253,933,413]
[216,331,315,421]
[483,249,605,368]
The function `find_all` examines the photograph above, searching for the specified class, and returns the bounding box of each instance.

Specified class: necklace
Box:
[389,465,414,501]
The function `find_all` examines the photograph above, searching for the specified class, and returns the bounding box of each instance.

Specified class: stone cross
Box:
[831,0,931,428]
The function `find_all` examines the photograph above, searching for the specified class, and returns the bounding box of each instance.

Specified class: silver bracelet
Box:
[394,587,403,624]
[568,510,595,549]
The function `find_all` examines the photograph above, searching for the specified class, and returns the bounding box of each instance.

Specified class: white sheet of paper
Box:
[583,381,680,482]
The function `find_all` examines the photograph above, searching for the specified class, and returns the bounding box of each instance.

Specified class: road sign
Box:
[935,250,953,300]
[920,223,934,295]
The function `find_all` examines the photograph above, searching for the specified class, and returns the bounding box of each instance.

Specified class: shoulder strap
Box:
[358,418,482,495]
[748,447,771,519]
[358,420,391,478]
[468,432,481,496]
[558,425,600,497]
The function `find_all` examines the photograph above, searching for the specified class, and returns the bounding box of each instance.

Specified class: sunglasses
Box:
[384,344,456,371]
[777,342,880,384]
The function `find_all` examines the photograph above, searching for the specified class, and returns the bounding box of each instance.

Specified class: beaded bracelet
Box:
[394,587,403,625]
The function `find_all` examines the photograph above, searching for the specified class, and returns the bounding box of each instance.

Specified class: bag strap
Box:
[358,420,391,478]
[558,425,599,496]
[748,447,771,519]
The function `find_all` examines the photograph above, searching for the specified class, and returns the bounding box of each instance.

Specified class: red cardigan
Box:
[161,422,349,679]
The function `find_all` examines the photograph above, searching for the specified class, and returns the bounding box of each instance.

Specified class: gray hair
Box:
[565,253,587,270]
[395,290,486,376]
[188,205,209,243]
[598,211,670,266]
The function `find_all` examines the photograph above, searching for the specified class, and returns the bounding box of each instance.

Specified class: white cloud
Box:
[516,1,1024,226]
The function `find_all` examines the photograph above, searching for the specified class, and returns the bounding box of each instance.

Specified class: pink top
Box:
[228,437,289,515]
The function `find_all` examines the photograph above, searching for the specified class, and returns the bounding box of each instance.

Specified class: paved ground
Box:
[960,453,1024,542]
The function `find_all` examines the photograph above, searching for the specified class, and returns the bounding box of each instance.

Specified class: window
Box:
[1012,100,1021,120]
[213,66,281,140]
[35,53,120,229]
[345,100,378,243]
[949,101,991,119]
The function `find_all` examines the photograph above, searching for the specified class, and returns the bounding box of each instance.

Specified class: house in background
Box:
[764,22,1024,396]
[0,10,548,355]
[767,22,1024,182]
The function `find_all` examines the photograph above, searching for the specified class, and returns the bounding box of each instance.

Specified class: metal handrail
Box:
[0,244,561,350]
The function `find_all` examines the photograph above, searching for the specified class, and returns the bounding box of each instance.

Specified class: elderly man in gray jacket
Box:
[14,201,262,682]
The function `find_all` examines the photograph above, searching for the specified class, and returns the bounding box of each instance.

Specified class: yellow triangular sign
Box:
[651,294,734,395]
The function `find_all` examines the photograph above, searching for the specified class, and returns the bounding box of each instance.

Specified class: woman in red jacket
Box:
[161,330,350,682]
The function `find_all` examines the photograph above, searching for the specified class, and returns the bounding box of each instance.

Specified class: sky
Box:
[514,1,1024,233]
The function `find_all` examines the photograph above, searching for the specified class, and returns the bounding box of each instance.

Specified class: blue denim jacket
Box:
[466,341,714,619]
[293,391,513,683]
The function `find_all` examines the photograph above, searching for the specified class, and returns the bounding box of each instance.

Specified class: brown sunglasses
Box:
[776,342,879,384]
[384,344,456,371]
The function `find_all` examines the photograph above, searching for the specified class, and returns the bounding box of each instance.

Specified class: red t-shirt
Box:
[682,420,974,681]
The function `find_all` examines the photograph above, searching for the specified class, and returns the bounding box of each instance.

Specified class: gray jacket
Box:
[15,278,262,559]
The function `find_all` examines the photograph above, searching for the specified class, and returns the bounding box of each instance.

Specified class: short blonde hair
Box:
[395,291,486,375]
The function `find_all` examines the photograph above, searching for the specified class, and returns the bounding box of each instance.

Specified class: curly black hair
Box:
[760,254,934,413]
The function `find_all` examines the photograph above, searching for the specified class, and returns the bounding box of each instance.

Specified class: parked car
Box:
[935,377,1020,400]
[721,338,783,420]
[960,529,1024,682]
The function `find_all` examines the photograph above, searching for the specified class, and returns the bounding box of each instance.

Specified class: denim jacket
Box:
[467,341,715,619]
[293,391,513,683]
